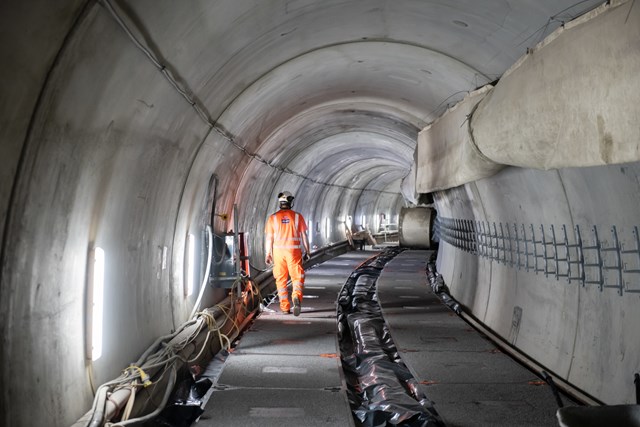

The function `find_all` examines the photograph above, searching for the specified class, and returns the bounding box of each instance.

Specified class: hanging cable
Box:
[249,261,269,273]
[78,299,258,427]
[120,387,137,421]
[518,0,605,48]
[106,365,177,427]
[242,279,263,315]
[86,385,108,427]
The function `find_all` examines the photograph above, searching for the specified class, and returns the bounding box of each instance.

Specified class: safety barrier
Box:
[435,217,640,296]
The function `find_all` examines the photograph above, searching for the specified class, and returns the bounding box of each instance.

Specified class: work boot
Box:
[292,296,301,317]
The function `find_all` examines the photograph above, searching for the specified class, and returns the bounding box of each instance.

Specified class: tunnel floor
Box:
[196,249,571,426]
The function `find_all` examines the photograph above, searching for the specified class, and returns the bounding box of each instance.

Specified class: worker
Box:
[264,191,311,316]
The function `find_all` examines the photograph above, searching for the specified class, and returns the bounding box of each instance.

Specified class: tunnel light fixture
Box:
[186,233,195,297]
[325,217,331,240]
[361,215,367,229]
[86,247,105,361]
[307,217,313,247]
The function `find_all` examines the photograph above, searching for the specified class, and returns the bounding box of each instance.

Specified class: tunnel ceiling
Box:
[0,0,608,239]
[100,0,604,198]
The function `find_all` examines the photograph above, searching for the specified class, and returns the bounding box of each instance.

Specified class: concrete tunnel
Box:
[1,0,640,425]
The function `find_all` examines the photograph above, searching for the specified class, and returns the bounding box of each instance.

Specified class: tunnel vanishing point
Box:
[1,0,640,425]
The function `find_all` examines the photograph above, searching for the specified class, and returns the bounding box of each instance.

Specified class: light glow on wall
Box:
[325,217,331,240]
[377,213,387,232]
[186,233,195,296]
[90,247,105,361]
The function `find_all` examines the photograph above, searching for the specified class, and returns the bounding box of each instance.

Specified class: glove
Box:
[265,254,273,265]
[303,253,310,262]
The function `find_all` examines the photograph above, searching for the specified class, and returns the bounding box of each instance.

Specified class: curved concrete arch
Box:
[212,38,491,128]
[243,102,420,184]
[285,133,412,173]
[212,40,487,145]
[305,158,409,193]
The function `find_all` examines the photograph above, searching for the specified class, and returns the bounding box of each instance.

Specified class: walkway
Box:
[198,252,372,426]
[378,250,566,426]
[198,249,568,426]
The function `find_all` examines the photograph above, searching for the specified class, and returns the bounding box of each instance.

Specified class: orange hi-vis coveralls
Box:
[265,209,308,312]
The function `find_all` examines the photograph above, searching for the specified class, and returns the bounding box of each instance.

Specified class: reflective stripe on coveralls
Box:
[266,210,307,312]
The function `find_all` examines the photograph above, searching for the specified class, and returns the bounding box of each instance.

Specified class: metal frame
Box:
[435,217,640,296]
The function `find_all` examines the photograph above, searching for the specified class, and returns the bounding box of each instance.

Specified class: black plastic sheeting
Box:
[338,247,445,427]
[149,377,211,427]
[148,350,229,427]
[425,253,460,315]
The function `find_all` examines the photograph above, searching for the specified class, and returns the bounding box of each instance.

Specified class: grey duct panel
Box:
[399,207,433,249]
[415,0,639,195]
[472,0,640,170]
[415,87,504,193]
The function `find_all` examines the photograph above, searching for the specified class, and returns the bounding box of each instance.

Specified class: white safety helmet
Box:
[277,191,294,207]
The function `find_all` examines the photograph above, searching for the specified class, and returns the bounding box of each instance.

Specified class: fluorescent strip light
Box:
[90,247,105,361]
[325,217,331,239]
[186,233,195,296]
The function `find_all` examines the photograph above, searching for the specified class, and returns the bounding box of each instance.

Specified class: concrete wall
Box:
[428,2,640,404]
[0,3,208,421]
[434,163,640,404]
